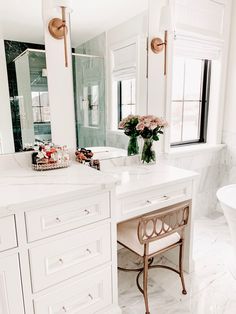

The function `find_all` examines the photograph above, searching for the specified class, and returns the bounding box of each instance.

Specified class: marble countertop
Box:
[0,150,198,214]
[0,161,117,213]
[101,161,198,197]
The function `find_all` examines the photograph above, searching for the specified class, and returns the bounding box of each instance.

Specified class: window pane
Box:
[32,92,40,107]
[40,92,49,107]
[172,57,185,100]
[170,101,183,143]
[41,107,51,122]
[184,59,203,100]
[121,104,136,120]
[32,107,41,122]
[121,79,135,105]
[182,101,201,141]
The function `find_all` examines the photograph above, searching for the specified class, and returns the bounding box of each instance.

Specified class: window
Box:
[170,57,211,146]
[32,92,50,123]
[116,78,136,126]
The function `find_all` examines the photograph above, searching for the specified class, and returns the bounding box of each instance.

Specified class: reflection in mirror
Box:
[13,49,51,151]
[0,1,148,155]
[9,49,51,152]
[3,40,50,153]
[72,0,149,150]
[73,53,106,147]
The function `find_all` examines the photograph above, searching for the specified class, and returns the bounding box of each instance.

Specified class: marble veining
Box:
[118,213,236,314]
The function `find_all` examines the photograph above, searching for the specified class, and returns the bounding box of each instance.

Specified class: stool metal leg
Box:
[143,256,150,314]
[179,242,187,295]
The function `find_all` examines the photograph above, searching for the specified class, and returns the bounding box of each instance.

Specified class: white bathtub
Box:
[217,185,236,277]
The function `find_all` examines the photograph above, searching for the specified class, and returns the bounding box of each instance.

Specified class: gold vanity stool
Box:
[117,201,191,314]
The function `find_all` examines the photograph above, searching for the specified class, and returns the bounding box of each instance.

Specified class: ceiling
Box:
[0,0,148,47]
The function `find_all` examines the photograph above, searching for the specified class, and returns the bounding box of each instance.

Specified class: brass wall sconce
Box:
[48,4,70,67]
[150,4,173,76]
[151,30,168,76]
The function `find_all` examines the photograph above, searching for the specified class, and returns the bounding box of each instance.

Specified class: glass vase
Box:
[127,136,139,156]
[141,138,156,164]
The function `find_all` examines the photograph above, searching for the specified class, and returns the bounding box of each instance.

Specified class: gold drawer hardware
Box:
[55,217,61,223]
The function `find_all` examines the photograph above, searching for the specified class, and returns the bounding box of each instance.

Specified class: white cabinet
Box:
[33,266,112,314]
[0,189,115,314]
[0,254,24,314]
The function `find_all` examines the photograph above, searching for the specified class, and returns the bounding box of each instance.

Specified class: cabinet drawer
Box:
[0,216,17,252]
[120,182,192,221]
[25,192,110,242]
[34,266,112,314]
[29,223,111,292]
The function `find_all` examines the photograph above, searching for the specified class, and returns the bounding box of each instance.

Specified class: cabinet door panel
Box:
[0,254,24,314]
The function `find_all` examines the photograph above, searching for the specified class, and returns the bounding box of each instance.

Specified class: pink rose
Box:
[119,121,125,129]
[150,121,157,130]
[136,122,145,131]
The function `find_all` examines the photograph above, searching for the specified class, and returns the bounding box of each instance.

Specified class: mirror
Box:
[0,0,149,154]
[72,0,149,149]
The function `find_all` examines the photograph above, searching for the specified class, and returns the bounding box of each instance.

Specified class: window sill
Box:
[164,143,226,158]
[108,130,124,135]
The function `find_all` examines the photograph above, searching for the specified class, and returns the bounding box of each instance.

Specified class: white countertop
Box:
[0,150,198,215]
[101,163,198,197]
[0,162,117,213]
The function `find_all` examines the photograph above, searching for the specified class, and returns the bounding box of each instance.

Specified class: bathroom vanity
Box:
[0,154,197,314]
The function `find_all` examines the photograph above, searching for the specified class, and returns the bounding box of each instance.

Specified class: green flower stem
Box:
[141,138,156,163]
[127,136,139,156]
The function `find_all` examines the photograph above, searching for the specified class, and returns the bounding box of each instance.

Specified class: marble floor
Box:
[118,213,236,314]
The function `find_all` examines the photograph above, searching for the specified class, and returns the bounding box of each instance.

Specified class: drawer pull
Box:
[55,217,61,223]
[88,293,93,300]
[146,200,152,204]
[59,258,64,264]
[162,195,169,200]
[84,209,90,215]
[62,306,67,312]
[86,248,92,255]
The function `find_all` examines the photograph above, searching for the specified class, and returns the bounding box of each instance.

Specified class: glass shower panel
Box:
[73,54,106,148]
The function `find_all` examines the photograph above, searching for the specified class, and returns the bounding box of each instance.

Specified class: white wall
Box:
[0,39,15,154]
[221,0,236,185]
[42,0,76,150]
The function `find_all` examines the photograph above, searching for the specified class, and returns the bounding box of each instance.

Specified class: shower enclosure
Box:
[73,53,106,148]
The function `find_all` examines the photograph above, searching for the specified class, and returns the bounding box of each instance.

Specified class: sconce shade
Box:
[159,5,174,32]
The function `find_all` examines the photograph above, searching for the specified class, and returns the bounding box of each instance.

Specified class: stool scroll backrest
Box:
[137,201,191,245]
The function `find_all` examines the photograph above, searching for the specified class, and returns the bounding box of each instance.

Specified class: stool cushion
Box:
[117,218,181,256]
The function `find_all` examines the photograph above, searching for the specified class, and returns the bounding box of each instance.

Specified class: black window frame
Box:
[171,59,211,147]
